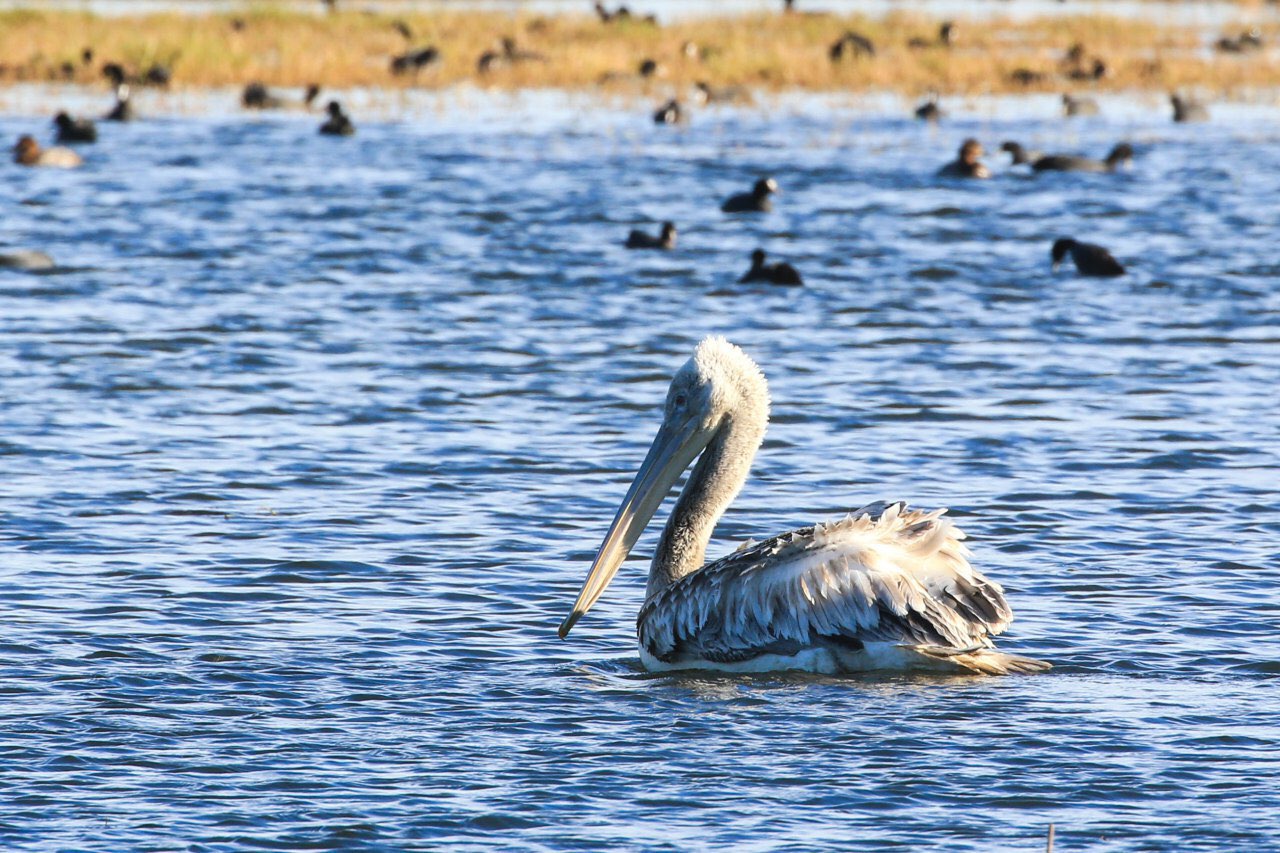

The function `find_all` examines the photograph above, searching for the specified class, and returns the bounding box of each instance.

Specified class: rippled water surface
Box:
[3,89,1280,851]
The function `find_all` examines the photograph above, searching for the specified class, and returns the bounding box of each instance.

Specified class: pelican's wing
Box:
[637,501,1014,664]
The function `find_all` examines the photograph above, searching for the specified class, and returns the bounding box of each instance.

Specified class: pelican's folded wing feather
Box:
[637,502,1014,663]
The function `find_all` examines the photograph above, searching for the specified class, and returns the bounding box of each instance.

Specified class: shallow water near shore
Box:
[2,89,1280,851]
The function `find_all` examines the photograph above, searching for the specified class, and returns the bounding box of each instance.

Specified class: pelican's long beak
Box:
[558,415,713,639]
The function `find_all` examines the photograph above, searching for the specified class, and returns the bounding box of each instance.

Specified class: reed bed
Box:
[0,6,1277,98]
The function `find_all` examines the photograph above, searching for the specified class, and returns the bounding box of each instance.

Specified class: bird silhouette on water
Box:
[54,112,97,143]
[0,250,55,270]
[13,135,82,167]
[1000,141,1044,166]
[104,82,134,122]
[1031,142,1133,173]
[243,83,321,110]
[721,177,778,213]
[1051,238,1125,277]
[937,138,990,179]
[915,97,944,122]
[694,81,752,106]
[1170,94,1209,123]
[653,99,685,125]
[1062,94,1100,117]
[625,222,676,250]
[319,101,355,136]
[242,82,281,109]
[739,249,802,286]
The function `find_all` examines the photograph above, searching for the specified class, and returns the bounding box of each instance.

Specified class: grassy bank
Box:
[0,6,1277,98]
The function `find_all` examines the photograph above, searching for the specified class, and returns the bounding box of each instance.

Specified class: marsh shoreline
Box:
[0,6,1277,101]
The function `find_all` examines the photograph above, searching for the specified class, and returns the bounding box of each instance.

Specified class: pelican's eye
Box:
[673,393,687,408]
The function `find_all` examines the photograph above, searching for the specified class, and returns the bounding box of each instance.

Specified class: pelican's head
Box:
[559,337,769,638]
[662,337,769,438]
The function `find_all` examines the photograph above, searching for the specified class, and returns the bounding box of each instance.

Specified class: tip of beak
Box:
[558,611,581,639]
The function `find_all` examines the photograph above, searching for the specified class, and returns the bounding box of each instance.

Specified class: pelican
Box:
[559,338,1050,676]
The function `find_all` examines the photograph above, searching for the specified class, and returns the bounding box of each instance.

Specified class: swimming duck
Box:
[625,222,677,250]
[1000,141,1044,166]
[1031,142,1133,173]
[1170,94,1209,123]
[1062,94,1100,117]
[937,138,990,179]
[693,81,753,106]
[104,84,134,122]
[0,250,55,270]
[653,99,685,125]
[739,248,802,286]
[914,97,944,122]
[242,82,284,109]
[143,63,172,88]
[1051,238,1125,277]
[243,82,321,110]
[319,101,355,136]
[54,112,97,143]
[13,135,82,168]
[721,177,778,213]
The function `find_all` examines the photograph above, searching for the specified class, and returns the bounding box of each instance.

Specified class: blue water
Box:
[2,88,1279,852]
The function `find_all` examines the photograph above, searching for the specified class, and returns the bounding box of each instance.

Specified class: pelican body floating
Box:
[560,337,1050,676]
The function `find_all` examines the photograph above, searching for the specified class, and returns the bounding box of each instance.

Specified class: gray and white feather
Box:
[559,337,1049,676]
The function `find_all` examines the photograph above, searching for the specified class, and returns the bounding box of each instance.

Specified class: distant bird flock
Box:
[9,0,1249,279]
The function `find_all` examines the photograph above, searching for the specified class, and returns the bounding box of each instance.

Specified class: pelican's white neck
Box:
[646,340,769,598]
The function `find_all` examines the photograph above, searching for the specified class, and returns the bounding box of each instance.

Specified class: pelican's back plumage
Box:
[638,501,1047,674]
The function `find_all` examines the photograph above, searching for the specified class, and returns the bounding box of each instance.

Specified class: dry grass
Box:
[0,6,1277,98]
